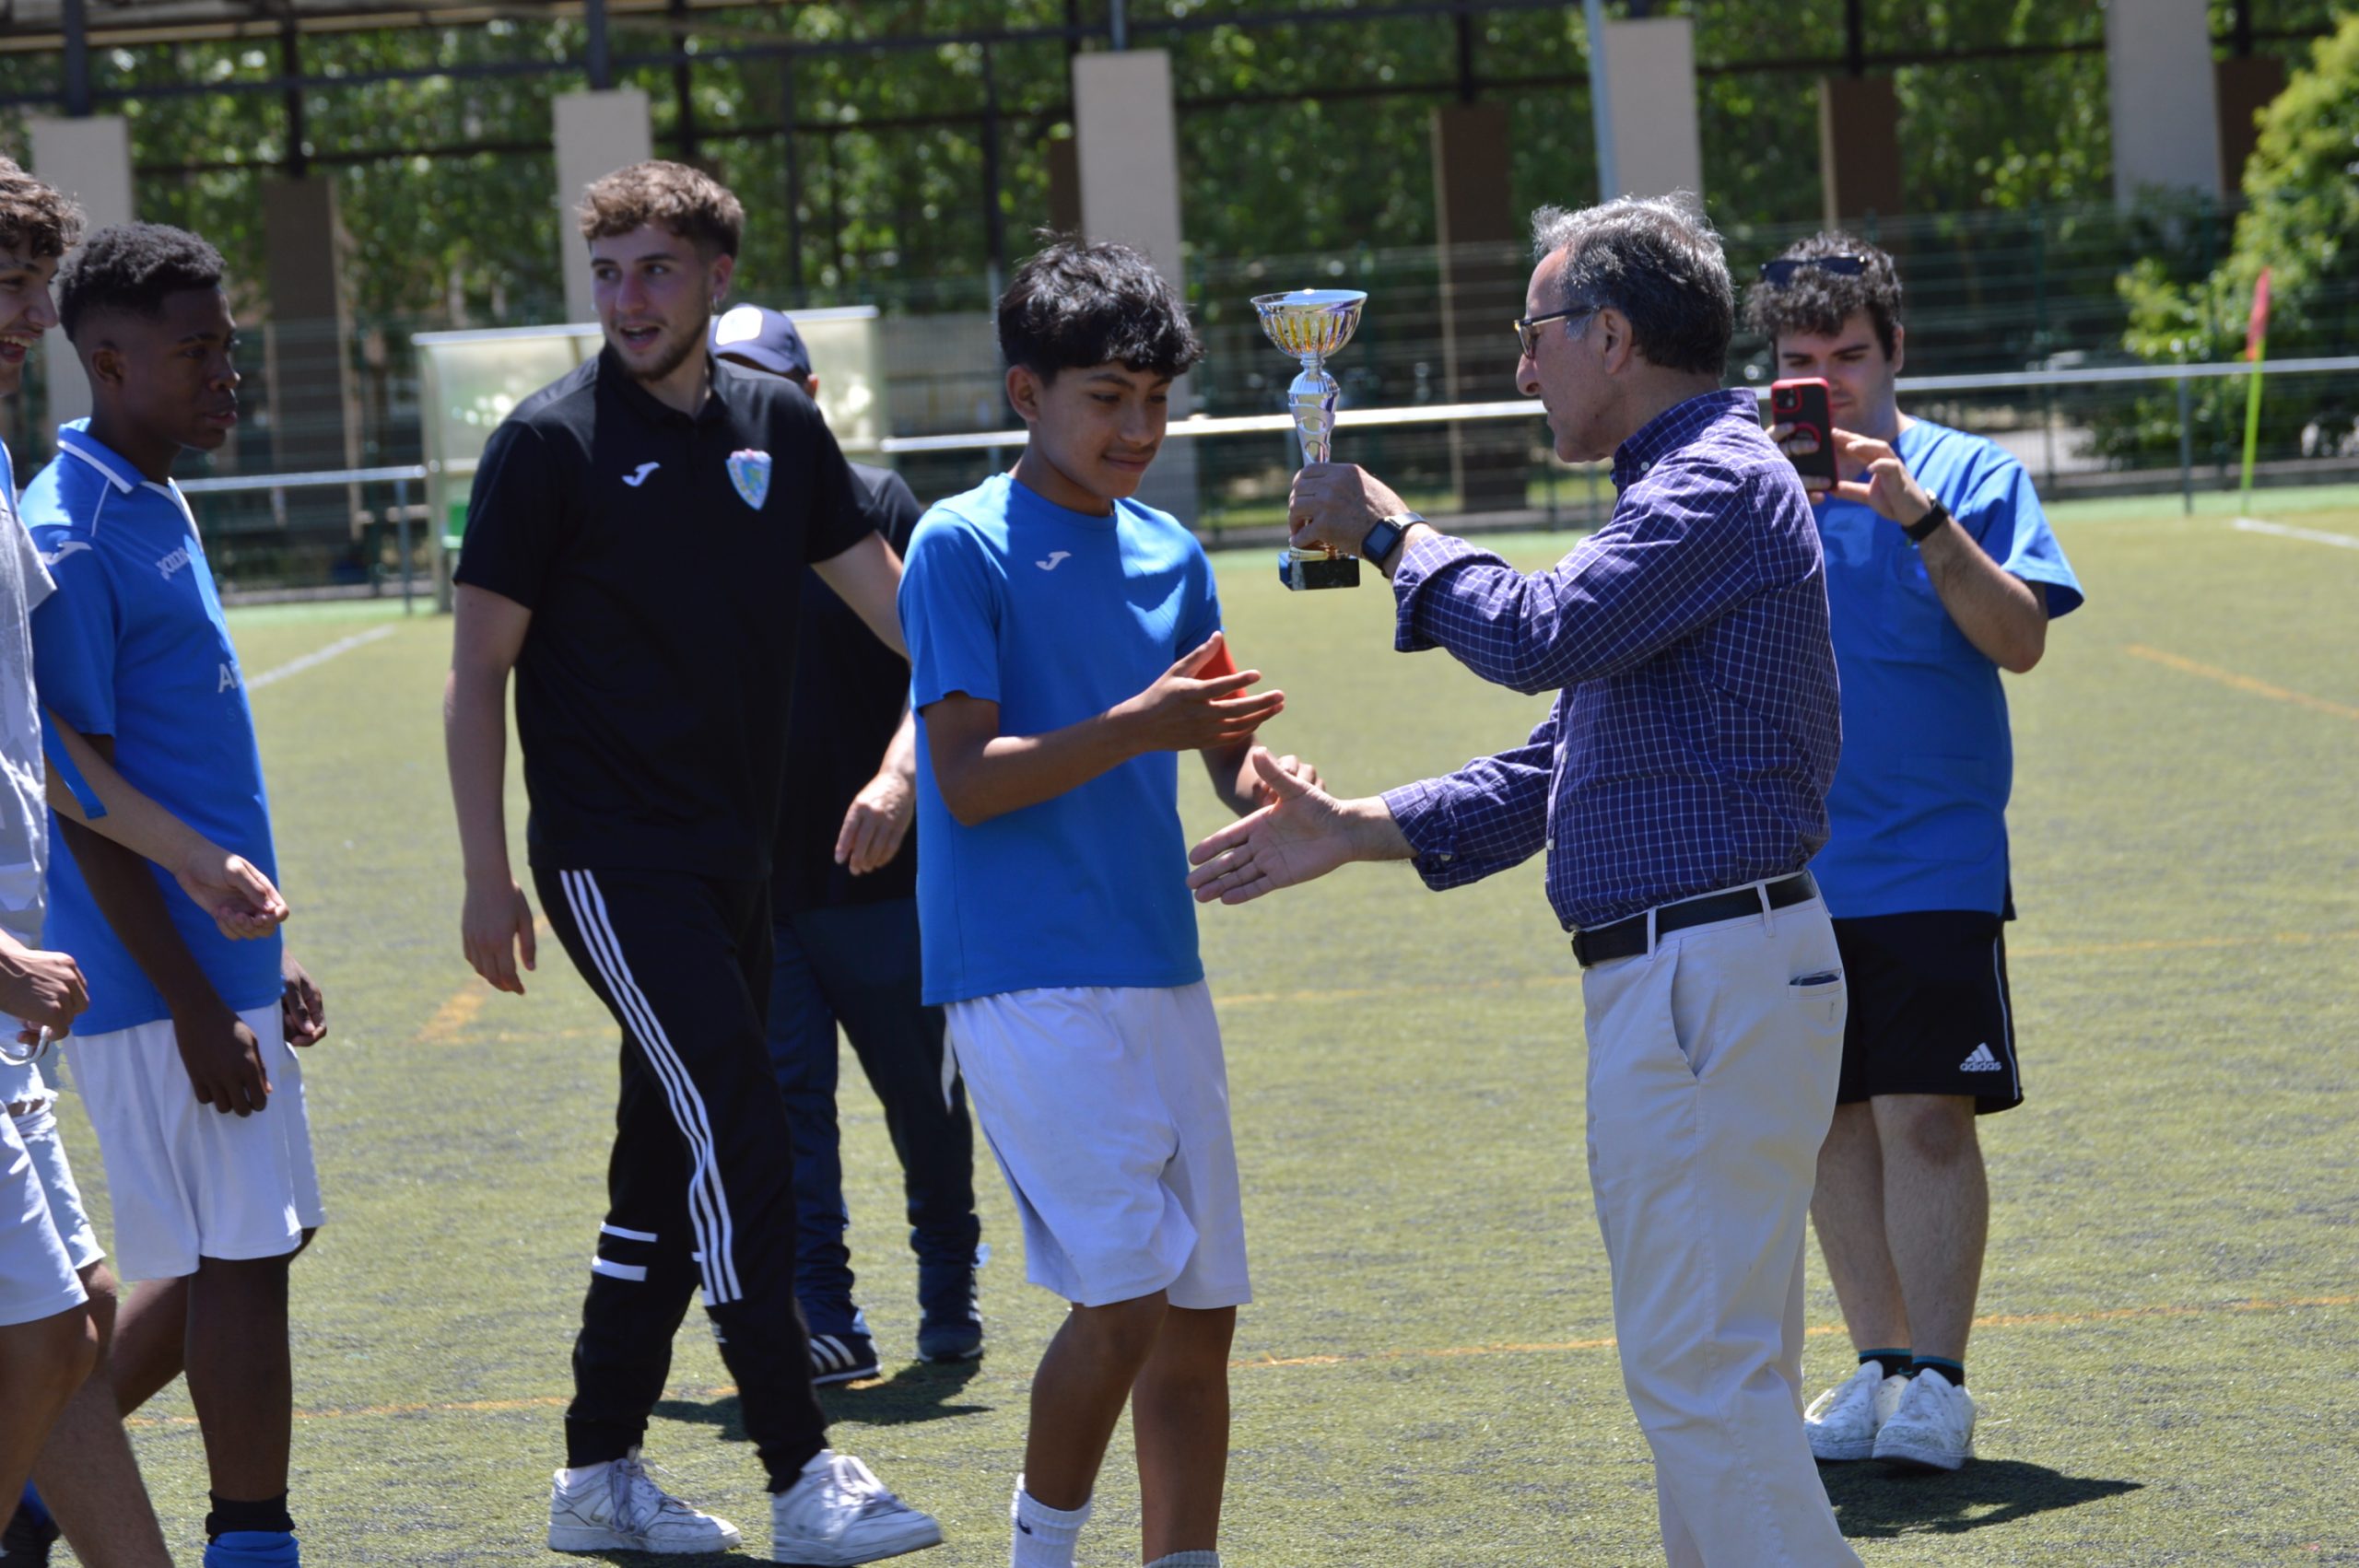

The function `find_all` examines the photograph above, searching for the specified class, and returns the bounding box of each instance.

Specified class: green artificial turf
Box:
[39,499,2359,1564]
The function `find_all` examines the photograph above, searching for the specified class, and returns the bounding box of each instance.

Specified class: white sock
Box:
[555,1458,615,1491]
[1146,1553,1223,1568]
[1009,1478,1090,1568]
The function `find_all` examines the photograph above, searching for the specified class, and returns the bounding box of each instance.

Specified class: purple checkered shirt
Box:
[1379,389,1842,931]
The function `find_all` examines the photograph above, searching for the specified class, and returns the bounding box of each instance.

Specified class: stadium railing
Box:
[165,353,2359,604]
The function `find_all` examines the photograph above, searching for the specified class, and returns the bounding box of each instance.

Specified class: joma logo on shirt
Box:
[157,545,193,580]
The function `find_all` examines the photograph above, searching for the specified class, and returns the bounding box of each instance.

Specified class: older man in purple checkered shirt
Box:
[1189,195,1860,1567]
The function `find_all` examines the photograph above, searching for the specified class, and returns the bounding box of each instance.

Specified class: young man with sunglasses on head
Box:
[1746,234,2083,1472]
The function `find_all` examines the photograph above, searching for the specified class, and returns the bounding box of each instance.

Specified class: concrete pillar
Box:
[1816,76,1902,230]
[1071,50,1196,522]
[2213,55,2285,196]
[1586,10,1704,202]
[262,178,361,537]
[25,114,132,436]
[1431,102,1526,516]
[553,88,653,324]
[2105,0,2223,205]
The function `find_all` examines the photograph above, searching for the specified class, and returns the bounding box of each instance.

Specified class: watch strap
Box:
[1361,511,1421,568]
[1904,497,1949,544]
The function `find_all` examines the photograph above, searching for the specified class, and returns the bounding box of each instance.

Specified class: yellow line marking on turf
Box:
[2124,643,2359,722]
[119,1294,2356,1429]
[415,989,485,1045]
[412,916,557,1044]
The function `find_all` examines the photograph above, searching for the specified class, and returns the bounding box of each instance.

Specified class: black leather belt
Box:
[1570,872,1819,968]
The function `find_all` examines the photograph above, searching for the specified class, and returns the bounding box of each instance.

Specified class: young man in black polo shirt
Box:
[443,161,941,1564]
[710,305,983,1384]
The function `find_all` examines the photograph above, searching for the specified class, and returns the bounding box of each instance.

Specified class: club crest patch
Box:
[726,449,772,509]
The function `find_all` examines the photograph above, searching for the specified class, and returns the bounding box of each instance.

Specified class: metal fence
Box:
[149,352,2359,605]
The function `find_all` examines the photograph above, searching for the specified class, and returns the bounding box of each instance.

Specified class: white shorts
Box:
[65,1004,324,1282]
[946,982,1250,1310]
[9,1089,103,1274]
[0,1109,85,1328]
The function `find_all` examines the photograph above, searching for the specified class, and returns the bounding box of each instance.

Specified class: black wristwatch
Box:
[1903,497,1949,544]
[1360,511,1422,569]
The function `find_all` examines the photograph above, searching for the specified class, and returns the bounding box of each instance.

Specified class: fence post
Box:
[2176,376,2194,516]
[395,475,414,614]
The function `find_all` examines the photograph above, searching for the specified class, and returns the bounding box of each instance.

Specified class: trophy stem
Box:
[1287,358,1340,467]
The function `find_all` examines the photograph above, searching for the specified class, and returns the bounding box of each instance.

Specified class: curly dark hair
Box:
[996,237,1203,381]
[1743,232,1904,358]
[0,157,84,263]
[578,159,744,258]
[57,223,227,343]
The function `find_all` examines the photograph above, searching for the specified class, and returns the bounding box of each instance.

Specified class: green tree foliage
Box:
[2108,12,2359,462]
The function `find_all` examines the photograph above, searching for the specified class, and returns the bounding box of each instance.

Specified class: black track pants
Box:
[536,865,827,1489]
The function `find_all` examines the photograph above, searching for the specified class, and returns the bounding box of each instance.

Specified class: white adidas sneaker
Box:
[1872,1366,1978,1470]
[1804,1361,1910,1462]
[769,1450,943,1564]
[548,1446,744,1553]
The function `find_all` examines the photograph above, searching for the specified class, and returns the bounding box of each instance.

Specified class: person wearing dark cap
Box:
[710,304,984,1378]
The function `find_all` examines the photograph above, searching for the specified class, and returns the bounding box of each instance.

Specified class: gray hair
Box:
[1529,193,1733,377]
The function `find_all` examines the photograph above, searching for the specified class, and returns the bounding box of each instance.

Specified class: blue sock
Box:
[18,1481,54,1529]
[1913,1355,1966,1389]
[204,1530,301,1567]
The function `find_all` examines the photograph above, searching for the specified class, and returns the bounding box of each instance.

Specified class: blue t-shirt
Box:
[900,474,1223,1005]
[1811,418,2083,918]
[24,424,283,1035]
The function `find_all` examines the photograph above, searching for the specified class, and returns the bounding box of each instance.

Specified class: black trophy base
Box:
[1278,551,1361,591]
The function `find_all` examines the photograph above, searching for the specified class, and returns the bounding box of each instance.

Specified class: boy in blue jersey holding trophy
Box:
[898,240,1311,1568]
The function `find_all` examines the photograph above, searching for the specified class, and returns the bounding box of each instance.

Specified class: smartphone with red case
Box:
[1768,378,1838,488]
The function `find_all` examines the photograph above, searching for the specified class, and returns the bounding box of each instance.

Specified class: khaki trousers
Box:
[1579,887,1861,1568]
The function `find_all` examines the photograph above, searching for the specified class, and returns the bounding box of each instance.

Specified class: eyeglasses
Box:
[1756,254,1869,287]
[1511,304,1599,358]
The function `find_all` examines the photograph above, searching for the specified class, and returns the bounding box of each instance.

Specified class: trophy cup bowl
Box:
[1253,288,1368,591]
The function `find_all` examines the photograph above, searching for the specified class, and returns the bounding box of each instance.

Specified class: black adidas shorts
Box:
[1831,910,2022,1115]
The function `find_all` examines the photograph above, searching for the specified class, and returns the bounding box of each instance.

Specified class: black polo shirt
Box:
[774,462,923,916]
[455,348,869,881]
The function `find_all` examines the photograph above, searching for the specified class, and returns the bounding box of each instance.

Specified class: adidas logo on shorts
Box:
[1959,1043,2003,1072]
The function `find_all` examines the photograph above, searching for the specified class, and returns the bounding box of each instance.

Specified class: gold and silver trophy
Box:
[1252,287,1367,590]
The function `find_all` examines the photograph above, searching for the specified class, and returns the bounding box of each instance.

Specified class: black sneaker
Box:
[915,1316,982,1363]
[2,1499,59,1565]
[806,1306,881,1387]
[915,1262,983,1363]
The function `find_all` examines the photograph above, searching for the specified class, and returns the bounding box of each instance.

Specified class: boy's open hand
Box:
[1117,633,1284,753]
[176,847,290,941]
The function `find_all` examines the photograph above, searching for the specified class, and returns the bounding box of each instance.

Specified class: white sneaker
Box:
[1804,1362,1910,1462]
[548,1446,745,1554]
[769,1450,943,1565]
[1872,1367,1978,1470]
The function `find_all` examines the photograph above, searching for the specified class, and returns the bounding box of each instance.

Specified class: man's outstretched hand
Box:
[1188,746,1402,904]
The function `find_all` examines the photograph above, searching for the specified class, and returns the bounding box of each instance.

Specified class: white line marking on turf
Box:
[2232,516,2359,550]
[245,623,398,692]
